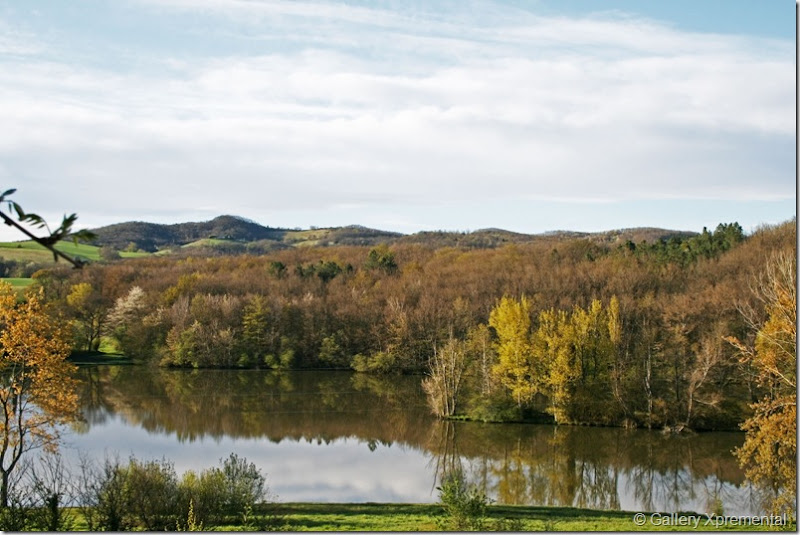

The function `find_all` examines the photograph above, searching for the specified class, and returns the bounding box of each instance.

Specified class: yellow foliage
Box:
[0,283,79,506]
[489,296,540,406]
[731,253,796,517]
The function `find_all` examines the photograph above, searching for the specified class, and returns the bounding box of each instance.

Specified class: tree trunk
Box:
[1,469,8,508]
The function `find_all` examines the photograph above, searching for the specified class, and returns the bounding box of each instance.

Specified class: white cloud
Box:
[0,0,793,235]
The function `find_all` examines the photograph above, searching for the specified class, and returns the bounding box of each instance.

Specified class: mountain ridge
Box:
[85,215,698,252]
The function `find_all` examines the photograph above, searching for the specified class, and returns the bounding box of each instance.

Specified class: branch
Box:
[0,189,95,269]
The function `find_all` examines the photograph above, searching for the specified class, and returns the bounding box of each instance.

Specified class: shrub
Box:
[124,457,179,530]
[221,453,267,512]
[351,351,398,374]
[178,453,268,525]
[78,456,131,531]
[437,469,489,531]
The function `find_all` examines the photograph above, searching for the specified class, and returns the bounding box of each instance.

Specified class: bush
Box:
[437,469,489,531]
[178,453,269,526]
[78,456,131,531]
[222,453,268,512]
[124,457,179,530]
[73,453,271,530]
[179,468,228,525]
[351,351,398,374]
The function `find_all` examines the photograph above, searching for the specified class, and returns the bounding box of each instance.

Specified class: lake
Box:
[61,366,765,515]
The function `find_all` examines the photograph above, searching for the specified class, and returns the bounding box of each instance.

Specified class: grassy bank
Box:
[19,499,796,531]
[58,502,791,532]
[68,350,134,365]
[265,503,792,531]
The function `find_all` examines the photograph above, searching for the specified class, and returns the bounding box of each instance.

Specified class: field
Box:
[59,503,792,531]
[0,240,150,264]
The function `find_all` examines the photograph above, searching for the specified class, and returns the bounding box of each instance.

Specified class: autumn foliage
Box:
[0,284,79,507]
[34,219,795,433]
[727,252,796,516]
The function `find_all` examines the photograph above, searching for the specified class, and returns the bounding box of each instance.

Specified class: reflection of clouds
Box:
[61,385,762,515]
[63,424,436,503]
[62,417,764,515]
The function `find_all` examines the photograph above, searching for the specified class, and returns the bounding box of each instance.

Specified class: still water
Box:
[62,366,764,515]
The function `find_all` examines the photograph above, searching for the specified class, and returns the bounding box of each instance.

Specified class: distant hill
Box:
[396,227,697,249]
[89,215,287,252]
[0,214,708,275]
[84,215,699,253]
[86,216,404,252]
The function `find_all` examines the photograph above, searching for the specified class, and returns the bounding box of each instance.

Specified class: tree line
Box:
[28,220,794,432]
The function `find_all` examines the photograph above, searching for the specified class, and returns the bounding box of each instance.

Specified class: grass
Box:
[0,240,150,264]
[2,277,33,290]
[68,351,134,365]
[1,277,34,301]
[182,238,240,248]
[231,503,793,532]
[38,503,799,531]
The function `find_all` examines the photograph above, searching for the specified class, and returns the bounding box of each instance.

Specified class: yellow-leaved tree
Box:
[728,252,796,517]
[489,296,543,408]
[0,283,79,507]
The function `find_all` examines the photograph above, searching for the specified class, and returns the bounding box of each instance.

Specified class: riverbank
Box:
[57,503,794,531]
[68,350,134,365]
[271,503,793,531]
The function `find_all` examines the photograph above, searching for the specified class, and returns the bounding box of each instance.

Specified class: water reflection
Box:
[67,366,764,515]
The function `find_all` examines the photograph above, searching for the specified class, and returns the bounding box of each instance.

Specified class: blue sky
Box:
[0,0,795,239]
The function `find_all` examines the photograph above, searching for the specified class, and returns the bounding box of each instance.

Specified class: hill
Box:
[84,215,696,252]
[86,216,405,252]
[0,215,703,276]
[89,215,287,252]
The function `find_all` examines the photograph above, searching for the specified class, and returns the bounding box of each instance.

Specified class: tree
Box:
[728,252,796,515]
[239,295,272,367]
[105,286,150,358]
[66,282,107,352]
[364,245,398,274]
[535,307,574,423]
[489,296,541,407]
[423,337,470,418]
[0,284,80,507]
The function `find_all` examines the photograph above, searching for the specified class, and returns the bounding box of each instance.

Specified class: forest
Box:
[31,219,795,431]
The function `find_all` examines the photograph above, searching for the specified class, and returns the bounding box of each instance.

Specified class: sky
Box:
[0,0,796,240]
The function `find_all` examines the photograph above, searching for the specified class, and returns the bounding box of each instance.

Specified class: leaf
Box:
[11,202,24,219]
[20,213,46,229]
[0,188,16,201]
[72,229,97,244]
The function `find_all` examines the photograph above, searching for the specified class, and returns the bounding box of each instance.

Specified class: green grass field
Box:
[60,503,792,532]
[1,277,34,300]
[2,277,33,290]
[267,503,791,532]
[0,240,150,264]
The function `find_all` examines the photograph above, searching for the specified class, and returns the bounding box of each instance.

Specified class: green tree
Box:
[364,245,398,274]
[239,295,272,367]
[66,282,107,352]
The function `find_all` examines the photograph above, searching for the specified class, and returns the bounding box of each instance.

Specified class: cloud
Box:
[0,0,793,233]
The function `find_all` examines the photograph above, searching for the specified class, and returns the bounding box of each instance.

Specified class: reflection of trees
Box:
[493,438,530,504]
[77,366,755,514]
[74,366,122,427]
[426,421,461,493]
